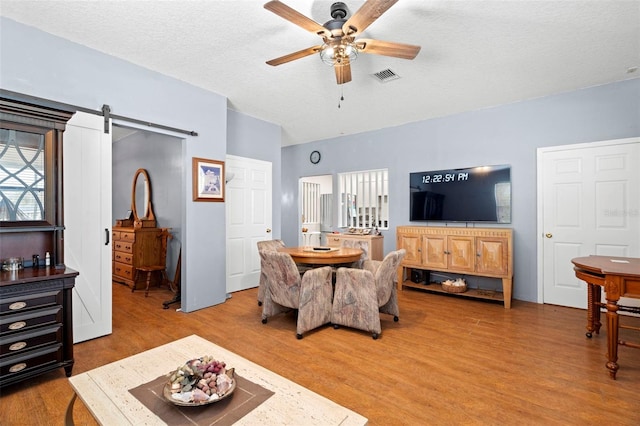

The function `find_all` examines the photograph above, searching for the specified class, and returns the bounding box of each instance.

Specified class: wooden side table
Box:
[572,255,640,379]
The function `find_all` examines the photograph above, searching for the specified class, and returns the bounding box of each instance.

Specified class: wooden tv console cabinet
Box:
[396,226,513,309]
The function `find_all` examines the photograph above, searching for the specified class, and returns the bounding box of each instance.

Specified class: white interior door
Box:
[64,111,113,342]
[226,155,272,293]
[538,138,640,308]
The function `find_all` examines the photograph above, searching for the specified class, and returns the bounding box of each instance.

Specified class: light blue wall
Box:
[282,78,640,303]
[0,17,230,312]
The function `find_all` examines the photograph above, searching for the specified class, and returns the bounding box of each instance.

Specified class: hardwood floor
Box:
[1,282,639,425]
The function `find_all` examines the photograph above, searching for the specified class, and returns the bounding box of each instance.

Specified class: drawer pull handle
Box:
[9,321,27,330]
[9,363,27,373]
[9,302,27,310]
[9,341,27,351]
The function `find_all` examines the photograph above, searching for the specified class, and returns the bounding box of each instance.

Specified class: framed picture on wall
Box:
[192,157,225,202]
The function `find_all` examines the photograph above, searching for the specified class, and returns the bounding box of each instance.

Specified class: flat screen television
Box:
[410,165,511,223]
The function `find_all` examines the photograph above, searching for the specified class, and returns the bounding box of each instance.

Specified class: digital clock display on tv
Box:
[420,171,469,184]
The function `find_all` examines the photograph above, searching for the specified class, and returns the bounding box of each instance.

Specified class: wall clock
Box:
[310,150,321,164]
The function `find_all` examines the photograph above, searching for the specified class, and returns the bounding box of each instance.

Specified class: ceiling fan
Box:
[264,0,421,84]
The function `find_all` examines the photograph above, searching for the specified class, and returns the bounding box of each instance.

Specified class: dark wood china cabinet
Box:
[0,96,79,387]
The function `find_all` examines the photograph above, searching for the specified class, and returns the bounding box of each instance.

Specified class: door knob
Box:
[266,228,272,233]
[545,233,552,238]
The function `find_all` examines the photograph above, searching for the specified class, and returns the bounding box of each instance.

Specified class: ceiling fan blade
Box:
[357,38,421,59]
[266,45,324,66]
[334,60,352,85]
[342,0,399,36]
[264,1,331,38]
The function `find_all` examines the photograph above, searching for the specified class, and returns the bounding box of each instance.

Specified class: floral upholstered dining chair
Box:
[260,250,333,339]
[339,238,370,269]
[331,249,406,339]
[256,239,286,306]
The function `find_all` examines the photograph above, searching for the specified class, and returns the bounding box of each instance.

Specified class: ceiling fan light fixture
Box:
[320,41,358,65]
[264,0,420,85]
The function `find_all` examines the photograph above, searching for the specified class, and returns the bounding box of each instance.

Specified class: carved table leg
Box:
[586,283,595,338]
[604,274,625,379]
[594,286,602,334]
[605,300,620,379]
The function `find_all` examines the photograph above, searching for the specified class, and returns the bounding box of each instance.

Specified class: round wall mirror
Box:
[131,168,156,226]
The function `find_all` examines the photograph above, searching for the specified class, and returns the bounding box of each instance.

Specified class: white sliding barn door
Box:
[225,155,272,293]
[538,138,640,308]
[64,112,113,342]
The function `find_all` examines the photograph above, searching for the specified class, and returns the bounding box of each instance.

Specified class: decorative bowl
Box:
[163,357,236,407]
[441,279,467,293]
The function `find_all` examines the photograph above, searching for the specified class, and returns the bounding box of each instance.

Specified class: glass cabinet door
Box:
[0,126,48,222]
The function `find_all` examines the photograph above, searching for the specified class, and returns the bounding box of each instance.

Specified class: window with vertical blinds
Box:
[338,169,389,229]
[301,181,320,224]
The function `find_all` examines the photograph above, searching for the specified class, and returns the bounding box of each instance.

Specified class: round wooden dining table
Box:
[277,246,363,266]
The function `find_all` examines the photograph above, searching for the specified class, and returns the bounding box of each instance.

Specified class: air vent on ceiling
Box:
[372,68,400,83]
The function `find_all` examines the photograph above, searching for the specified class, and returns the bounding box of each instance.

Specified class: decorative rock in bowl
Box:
[164,356,236,406]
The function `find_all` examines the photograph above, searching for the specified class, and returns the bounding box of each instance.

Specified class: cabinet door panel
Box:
[476,237,508,275]
[447,236,475,272]
[423,235,447,269]
[398,234,422,266]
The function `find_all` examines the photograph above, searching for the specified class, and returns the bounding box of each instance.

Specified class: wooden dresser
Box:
[112,226,166,289]
[0,267,78,387]
[325,233,384,261]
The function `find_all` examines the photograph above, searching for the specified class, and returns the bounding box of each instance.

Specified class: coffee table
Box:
[66,334,367,425]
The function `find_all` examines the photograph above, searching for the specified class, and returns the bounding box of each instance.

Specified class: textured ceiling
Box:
[1,1,638,146]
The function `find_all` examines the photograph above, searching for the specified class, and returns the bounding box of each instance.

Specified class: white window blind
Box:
[338,169,389,229]
[301,181,320,224]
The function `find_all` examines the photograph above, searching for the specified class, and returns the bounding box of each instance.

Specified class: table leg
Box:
[64,393,77,426]
[586,283,596,338]
[605,299,620,379]
[144,271,153,297]
[132,269,139,293]
[594,286,602,334]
